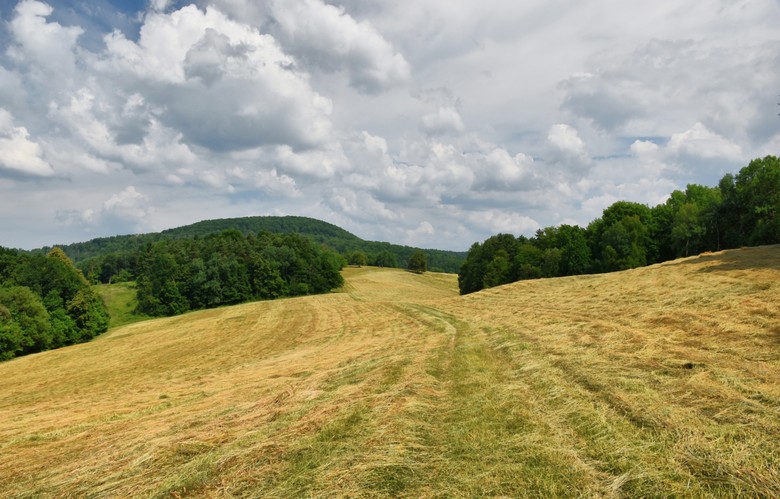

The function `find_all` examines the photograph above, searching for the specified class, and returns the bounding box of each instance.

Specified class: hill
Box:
[0,246,778,496]
[36,216,467,274]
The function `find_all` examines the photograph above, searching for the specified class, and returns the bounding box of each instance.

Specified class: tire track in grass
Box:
[395,304,606,497]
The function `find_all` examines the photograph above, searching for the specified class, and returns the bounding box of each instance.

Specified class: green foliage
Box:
[407,250,428,274]
[0,286,51,358]
[0,248,110,361]
[35,216,466,279]
[731,156,780,245]
[133,231,344,317]
[459,156,780,295]
[67,288,110,341]
[371,251,398,268]
[348,251,369,267]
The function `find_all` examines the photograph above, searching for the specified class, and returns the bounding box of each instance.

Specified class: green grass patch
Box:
[94,281,152,328]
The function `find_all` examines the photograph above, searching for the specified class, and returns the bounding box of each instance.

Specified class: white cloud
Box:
[472,148,534,191]
[667,122,743,161]
[7,0,83,78]
[268,0,411,93]
[48,89,198,172]
[422,107,465,135]
[630,140,660,157]
[99,4,333,151]
[326,188,400,223]
[103,186,150,218]
[274,143,349,179]
[466,210,540,236]
[0,109,54,177]
[405,221,435,246]
[546,124,590,172]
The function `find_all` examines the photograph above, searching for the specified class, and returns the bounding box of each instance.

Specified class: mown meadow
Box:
[0,245,778,497]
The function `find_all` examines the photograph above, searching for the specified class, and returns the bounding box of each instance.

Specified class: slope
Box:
[0,246,778,497]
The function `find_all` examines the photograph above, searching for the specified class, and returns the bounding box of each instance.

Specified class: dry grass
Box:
[0,247,778,497]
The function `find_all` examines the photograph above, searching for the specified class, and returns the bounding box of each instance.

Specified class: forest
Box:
[129,230,344,317]
[42,216,466,277]
[459,155,780,294]
[0,247,109,361]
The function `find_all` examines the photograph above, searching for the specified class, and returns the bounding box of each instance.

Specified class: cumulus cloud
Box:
[0,109,54,178]
[667,122,743,161]
[273,143,349,179]
[6,0,83,78]
[268,0,411,93]
[546,124,590,172]
[472,148,534,191]
[48,90,198,173]
[56,185,156,235]
[466,210,540,236]
[405,221,435,246]
[421,107,465,135]
[99,5,333,151]
[325,188,400,223]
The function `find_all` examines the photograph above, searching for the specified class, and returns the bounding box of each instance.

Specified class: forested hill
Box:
[160,216,360,243]
[37,216,467,274]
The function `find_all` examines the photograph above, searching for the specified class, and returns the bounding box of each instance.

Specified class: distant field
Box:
[0,247,778,497]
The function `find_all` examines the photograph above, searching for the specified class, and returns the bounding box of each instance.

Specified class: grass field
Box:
[0,246,778,497]
[94,281,152,329]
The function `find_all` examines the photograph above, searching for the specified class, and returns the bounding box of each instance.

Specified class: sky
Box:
[0,0,779,251]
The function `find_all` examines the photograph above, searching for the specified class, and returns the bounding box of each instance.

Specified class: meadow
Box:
[0,246,778,497]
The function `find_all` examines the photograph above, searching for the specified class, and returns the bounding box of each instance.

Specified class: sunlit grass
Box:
[1,250,778,497]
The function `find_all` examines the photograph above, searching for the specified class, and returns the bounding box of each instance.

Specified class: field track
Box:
[0,246,778,497]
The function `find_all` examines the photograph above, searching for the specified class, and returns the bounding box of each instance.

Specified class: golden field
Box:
[0,246,778,497]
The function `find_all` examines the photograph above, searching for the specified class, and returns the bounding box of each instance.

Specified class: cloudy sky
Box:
[0,0,778,250]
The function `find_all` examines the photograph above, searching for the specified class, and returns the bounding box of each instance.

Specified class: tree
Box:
[348,251,368,267]
[67,288,110,341]
[733,156,780,245]
[600,215,648,271]
[0,286,52,357]
[671,203,705,257]
[408,250,427,274]
[372,251,398,268]
[482,249,512,288]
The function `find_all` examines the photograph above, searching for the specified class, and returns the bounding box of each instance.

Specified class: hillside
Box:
[36,216,467,273]
[0,246,778,496]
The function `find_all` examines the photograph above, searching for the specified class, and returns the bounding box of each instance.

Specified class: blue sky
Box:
[0,0,778,250]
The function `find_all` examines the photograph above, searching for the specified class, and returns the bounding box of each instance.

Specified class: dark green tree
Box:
[348,251,369,267]
[482,249,512,287]
[67,288,110,341]
[372,251,398,268]
[0,286,52,357]
[733,156,780,245]
[408,250,427,274]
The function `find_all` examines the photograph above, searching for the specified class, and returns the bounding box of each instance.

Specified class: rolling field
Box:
[0,247,778,497]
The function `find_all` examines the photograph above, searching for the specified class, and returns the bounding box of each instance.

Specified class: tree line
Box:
[0,247,109,361]
[129,230,344,317]
[459,155,780,294]
[42,216,466,275]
